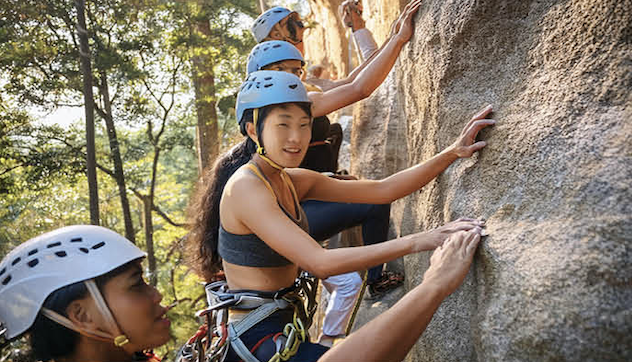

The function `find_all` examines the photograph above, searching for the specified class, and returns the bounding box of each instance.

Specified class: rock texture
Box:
[304,0,632,361]
[303,0,351,78]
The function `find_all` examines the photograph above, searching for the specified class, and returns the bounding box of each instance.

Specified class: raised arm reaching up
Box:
[309,0,423,117]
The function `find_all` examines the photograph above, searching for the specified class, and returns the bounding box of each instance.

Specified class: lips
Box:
[283,147,301,154]
[155,306,169,321]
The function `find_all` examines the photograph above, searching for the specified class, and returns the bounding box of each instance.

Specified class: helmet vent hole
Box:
[92,242,105,250]
[79,247,89,254]
[11,257,21,266]
[263,47,269,51]
[264,83,273,88]
[0,268,5,276]
[55,251,67,258]
[288,84,298,89]
[264,77,272,80]
[2,276,11,285]
[27,259,39,268]
[273,10,283,13]
[273,44,281,48]
[70,237,82,243]
[28,249,38,256]
[247,84,253,90]
[47,242,62,248]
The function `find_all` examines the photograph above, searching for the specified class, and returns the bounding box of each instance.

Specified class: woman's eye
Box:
[301,123,310,128]
[133,277,148,288]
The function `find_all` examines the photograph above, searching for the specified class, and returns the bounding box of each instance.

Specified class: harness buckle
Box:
[196,297,238,318]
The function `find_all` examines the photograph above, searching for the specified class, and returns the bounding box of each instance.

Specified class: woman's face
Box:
[100,262,170,353]
[266,13,305,54]
[258,104,312,168]
[263,60,305,79]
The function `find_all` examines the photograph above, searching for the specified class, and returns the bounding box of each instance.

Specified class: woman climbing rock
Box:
[184,71,494,362]
[246,39,404,345]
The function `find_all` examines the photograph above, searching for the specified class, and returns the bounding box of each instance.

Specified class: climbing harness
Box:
[178,273,318,362]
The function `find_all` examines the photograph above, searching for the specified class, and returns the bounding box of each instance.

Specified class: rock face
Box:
[303,0,351,78]
[304,0,632,361]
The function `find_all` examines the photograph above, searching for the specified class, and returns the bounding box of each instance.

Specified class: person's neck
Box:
[58,336,134,362]
[252,154,284,177]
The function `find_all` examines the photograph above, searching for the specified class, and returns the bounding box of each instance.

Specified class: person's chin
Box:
[154,319,172,344]
[278,151,305,168]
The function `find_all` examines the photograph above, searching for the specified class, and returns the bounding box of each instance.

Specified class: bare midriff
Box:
[222,260,299,292]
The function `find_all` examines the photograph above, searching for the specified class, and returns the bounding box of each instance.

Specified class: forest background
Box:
[0,0,309,360]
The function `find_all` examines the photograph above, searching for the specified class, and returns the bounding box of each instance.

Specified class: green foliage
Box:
[0,0,262,359]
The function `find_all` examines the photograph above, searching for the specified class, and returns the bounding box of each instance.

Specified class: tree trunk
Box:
[75,0,99,225]
[259,0,267,12]
[191,17,219,174]
[143,196,157,286]
[99,70,136,242]
[145,140,162,286]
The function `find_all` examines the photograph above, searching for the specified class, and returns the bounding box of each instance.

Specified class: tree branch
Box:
[129,187,187,227]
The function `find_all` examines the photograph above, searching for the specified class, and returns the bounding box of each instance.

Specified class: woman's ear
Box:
[245,122,258,144]
[65,297,100,331]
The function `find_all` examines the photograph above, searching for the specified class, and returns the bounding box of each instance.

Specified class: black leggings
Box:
[301,200,391,283]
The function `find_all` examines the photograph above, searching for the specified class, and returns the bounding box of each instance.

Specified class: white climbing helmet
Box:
[251,6,295,43]
[0,225,146,340]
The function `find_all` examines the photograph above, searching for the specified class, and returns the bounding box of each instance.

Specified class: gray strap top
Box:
[218,163,309,267]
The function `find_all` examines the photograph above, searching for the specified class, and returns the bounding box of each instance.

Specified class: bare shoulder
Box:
[221,165,278,232]
[223,165,274,204]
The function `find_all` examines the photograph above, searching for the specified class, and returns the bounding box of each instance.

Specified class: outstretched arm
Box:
[309,0,423,117]
[225,168,482,280]
[322,0,414,89]
[293,105,495,204]
[318,230,482,362]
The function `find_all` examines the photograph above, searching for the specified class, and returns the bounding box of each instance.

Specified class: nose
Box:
[151,285,163,304]
[288,126,303,143]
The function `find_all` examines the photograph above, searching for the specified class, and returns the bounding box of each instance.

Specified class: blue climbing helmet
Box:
[247,41,305,75]
[251,6,295,43]
[235,70,311,127]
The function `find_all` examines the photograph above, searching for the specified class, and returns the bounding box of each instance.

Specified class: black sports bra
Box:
[218,163,309,267]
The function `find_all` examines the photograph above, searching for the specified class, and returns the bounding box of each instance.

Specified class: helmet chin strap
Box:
[41,279,130,347]
[253,108,285,171]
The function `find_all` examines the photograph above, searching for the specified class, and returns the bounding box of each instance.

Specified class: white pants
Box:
[320,272,363,336]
